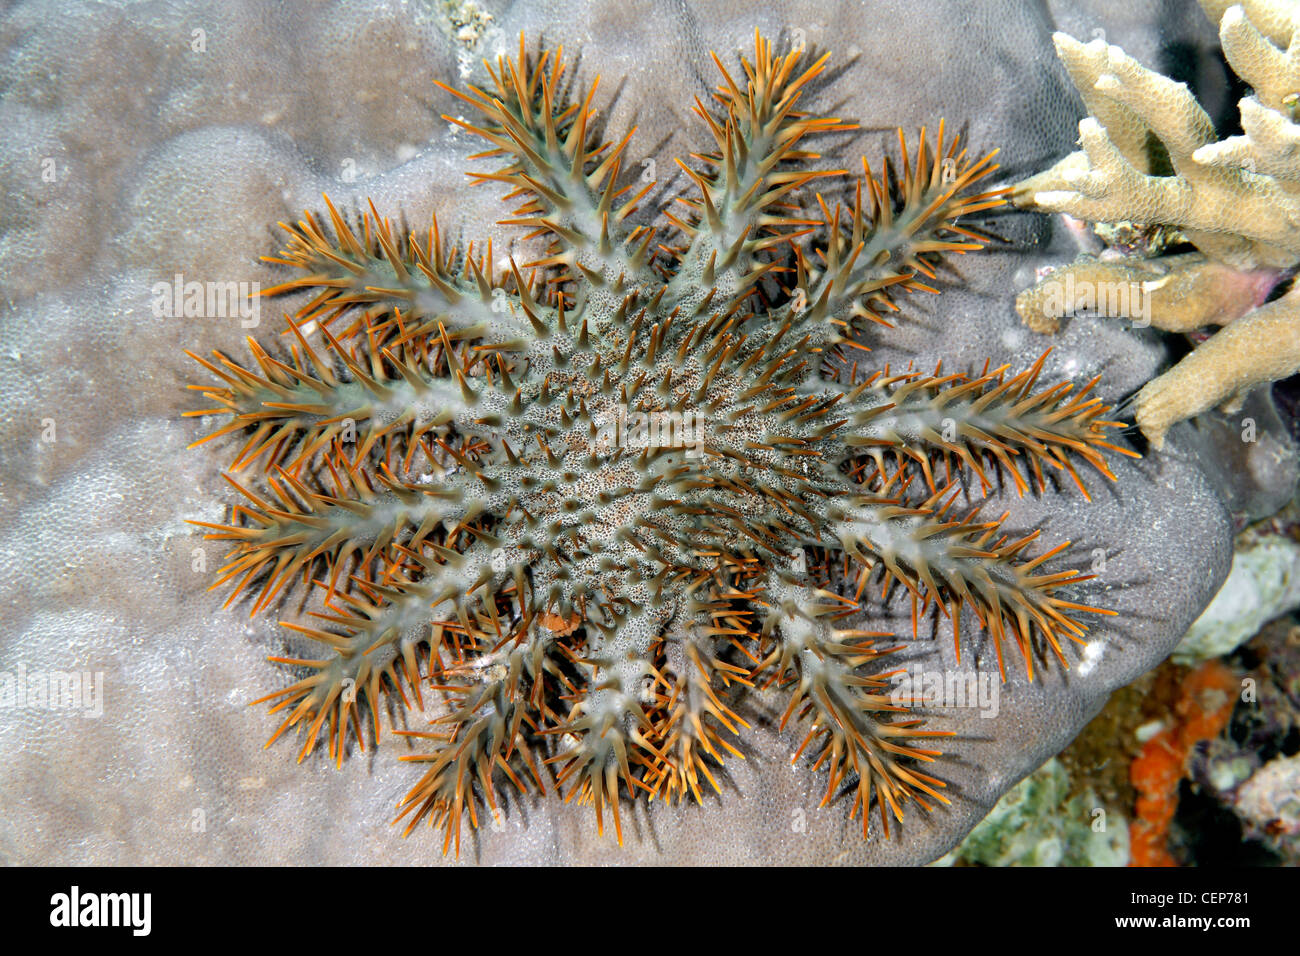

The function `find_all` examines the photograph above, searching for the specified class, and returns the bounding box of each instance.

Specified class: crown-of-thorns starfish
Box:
[185,31,1137,855]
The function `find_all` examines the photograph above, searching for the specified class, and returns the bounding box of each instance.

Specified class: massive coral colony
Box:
[186,32,1135,855]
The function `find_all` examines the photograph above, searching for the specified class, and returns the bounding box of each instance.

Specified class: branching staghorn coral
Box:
[186,32,1136,856]
[1013,0,1300,449]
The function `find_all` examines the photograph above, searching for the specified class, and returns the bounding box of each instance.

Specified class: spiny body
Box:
[186,33,1135,854]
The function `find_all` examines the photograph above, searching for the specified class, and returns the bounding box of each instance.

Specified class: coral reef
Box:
[1013,0,1300,450]
[0,0,1234,866]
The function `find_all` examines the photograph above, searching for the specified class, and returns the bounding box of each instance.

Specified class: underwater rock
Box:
[1174,525,1300,664]
[1233,752,1300,861]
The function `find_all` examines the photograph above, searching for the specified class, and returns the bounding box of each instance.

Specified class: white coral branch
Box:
[1194,96,1300,185]
[1136,285,1300,449]
[1199,0,1299,49]
[1217,3,1299,115]
[1016,9,1300,271]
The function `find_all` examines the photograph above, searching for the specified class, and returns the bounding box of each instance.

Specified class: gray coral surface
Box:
[0,0,1232,865]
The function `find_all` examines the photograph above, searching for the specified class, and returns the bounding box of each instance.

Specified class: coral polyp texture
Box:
[184,31,1143,858]
[1013,0,1300,450]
